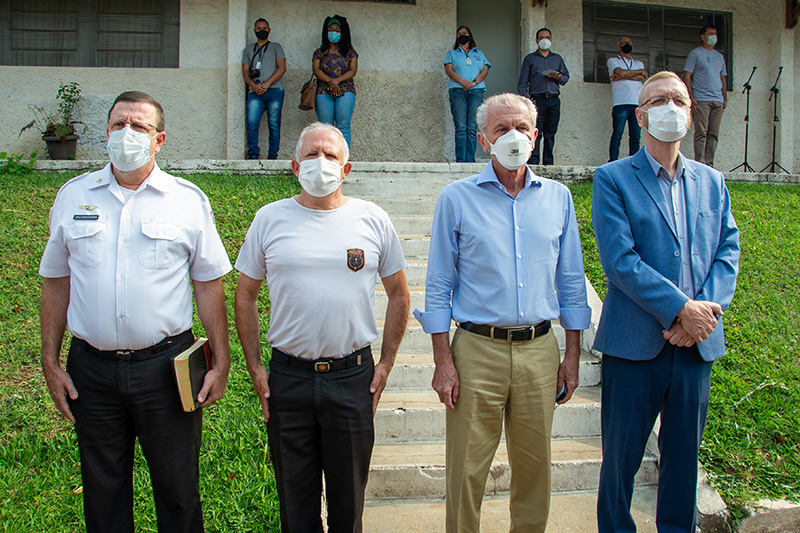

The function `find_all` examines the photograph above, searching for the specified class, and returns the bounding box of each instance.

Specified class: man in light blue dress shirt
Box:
[414,93,591,532]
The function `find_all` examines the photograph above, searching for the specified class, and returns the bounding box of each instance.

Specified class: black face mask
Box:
[256,30,270,40]
[457,34,470,45]
[620,43,633,54]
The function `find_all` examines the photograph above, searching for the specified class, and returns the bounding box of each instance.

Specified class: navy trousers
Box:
[529,96,561,165]
[597,344,712,533]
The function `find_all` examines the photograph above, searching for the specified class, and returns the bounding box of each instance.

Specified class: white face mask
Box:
[644,101,689,143]
[488,129,533,170]
[706,34,718,46]
[107,127,155,172]
[538,38,552,51]
[298,157,344,197]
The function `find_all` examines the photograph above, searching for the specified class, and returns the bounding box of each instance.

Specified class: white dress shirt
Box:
[40,163,232,350]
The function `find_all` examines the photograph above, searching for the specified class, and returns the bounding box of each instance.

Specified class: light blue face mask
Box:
[328,31,341,44]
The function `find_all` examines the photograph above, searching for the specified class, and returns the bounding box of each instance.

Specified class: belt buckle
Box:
[116,350,132,361]
[508,327,531,343]
[314,361,331,373]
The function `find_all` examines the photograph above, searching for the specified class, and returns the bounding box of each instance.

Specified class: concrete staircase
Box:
[342,162,660,532]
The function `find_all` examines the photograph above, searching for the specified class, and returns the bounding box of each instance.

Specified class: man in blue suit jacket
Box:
[592,71,739,532]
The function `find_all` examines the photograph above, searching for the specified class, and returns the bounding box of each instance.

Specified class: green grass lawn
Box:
[1,172,797,531]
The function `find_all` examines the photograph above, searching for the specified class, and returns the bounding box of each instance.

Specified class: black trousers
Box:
[528,95,561,165]
[267,352,375,533]
[67,334,203,533]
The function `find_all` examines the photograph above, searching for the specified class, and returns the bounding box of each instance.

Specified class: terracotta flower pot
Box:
[43,135,79,160]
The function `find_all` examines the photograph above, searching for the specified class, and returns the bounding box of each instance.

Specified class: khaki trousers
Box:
[692,100,724,166]
[446,327,560,533]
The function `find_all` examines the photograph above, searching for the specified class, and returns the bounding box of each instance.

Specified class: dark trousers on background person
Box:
[597,344,713,533]
[267,349,375,533]
[609,104,641,161]
[528,95,561,165]
[67,332,203,533]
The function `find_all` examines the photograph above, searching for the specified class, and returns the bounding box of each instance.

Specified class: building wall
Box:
[1,0,231,161]
[1,0,797,170]
[252,0,453,161]
[529,0,797,172]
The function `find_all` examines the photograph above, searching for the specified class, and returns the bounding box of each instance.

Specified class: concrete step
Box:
[358,196,439,217]
[366,437,657,500]
[374,322,571,355]
[398,236,430,261]
[392,260,427,287]
[376,352,601,391]
[388,216,433,237]
[362,487,659,532]
[374,286,425,320]
[374,386,602,445]
[344,175,459,198]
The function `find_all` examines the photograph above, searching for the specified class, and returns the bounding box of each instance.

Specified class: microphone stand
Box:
[760,67,789,174]
[730,66,756,172]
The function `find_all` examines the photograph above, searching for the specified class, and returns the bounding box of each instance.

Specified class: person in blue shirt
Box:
[444,26,491,162]
[414,93,591,532]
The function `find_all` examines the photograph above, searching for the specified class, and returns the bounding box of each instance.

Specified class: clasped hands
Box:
[662,299,723,347]
[326,78,344,96]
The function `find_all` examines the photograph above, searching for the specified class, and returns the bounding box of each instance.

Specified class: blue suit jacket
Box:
[592,149,740,362]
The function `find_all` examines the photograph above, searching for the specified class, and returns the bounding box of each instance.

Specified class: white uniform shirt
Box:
[235,197,406,360]
[39,163,232,350]
[607,56,645,106]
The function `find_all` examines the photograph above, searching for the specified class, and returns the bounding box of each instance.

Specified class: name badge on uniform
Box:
[74,214,99,220]
[465,57,472,66]
[256,61,262,70]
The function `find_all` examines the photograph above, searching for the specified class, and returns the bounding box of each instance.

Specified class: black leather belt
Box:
[531,93,559,99]
[271,345,371,373]
[77,330,194,361]
[459,321,551,342]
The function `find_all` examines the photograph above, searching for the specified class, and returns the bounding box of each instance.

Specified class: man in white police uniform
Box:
[235,122,410,532]
[40,91,232,532]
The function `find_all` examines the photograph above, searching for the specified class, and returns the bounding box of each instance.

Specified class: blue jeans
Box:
[449,88,485,162]
[529,96,560,165]
[609,104,641,161]
[316,92,356,147]
[246,87,284,159]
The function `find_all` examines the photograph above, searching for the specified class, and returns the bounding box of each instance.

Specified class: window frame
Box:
[1,0,179,68]
[583,1,733,89]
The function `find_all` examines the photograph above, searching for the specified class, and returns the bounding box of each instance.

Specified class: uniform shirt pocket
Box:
[66,221,105,268]
[139,222,182,270]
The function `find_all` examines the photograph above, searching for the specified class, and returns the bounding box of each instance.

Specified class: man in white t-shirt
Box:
[682,25,728,167]
[234,122,410,531]
[607,36,648,161]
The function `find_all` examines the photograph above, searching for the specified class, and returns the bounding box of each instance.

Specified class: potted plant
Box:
[20,82,86,160]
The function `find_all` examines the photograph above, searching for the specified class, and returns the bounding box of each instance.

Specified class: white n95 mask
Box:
[645,101,689,143]
[489,129,533,170]
[107,128,155,172]
[298,157,344,197]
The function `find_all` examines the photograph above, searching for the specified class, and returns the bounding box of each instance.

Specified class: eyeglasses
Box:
[109,120,159,134]
[640,96,690,109]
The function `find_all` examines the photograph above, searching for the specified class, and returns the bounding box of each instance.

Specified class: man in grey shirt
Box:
[242,18,286,159]
[682,25,727,167]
